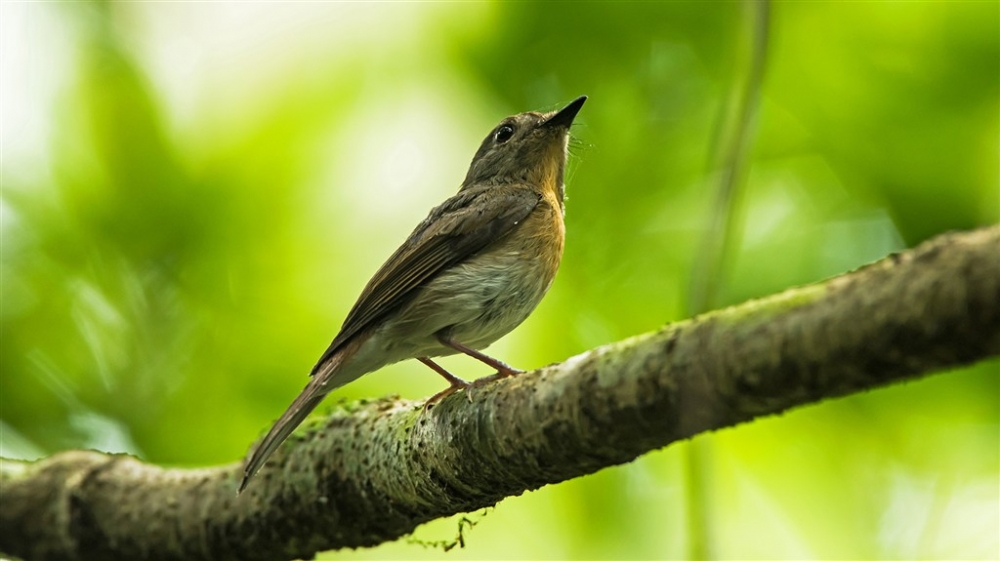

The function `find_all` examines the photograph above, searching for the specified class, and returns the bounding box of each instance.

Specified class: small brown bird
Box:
[239,96,586,492]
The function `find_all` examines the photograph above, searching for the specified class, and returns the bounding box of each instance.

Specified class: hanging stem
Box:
[685,1,771,559]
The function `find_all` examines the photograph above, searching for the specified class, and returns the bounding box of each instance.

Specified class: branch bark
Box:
[3,226,998,561]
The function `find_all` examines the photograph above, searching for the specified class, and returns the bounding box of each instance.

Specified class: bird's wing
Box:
[310,184,540,374]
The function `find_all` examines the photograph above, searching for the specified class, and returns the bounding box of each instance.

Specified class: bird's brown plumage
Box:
[239,96,585,493]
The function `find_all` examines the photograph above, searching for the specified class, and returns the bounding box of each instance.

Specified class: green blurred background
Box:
[2,2,997,559]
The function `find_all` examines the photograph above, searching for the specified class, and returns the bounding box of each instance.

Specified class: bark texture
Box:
[2,226,998,561]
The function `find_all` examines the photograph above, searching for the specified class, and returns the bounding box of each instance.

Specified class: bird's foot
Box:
[471,365,525,389]
[420,357,473,408]
[424,380,473,408]
[436,334,525,378]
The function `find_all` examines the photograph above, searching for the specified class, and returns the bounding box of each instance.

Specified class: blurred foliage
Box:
[2,1,997,559]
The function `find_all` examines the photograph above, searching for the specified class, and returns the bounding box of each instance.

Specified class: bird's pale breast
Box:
[371,192,564,363]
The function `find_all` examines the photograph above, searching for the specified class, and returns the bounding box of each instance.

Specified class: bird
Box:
[239,95,586,493]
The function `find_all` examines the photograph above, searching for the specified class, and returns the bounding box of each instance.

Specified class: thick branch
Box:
[2,226,998,561]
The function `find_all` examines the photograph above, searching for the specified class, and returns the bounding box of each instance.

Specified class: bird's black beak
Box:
[541,95,587,129]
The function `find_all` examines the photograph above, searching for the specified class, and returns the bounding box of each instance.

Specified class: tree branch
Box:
[3,226,998,561]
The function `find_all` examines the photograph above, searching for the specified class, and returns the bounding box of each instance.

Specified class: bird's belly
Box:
[376,206,564,361]
[437,253,554,348]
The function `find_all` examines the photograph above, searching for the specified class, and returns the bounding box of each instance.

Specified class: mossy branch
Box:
[2,226,998,561]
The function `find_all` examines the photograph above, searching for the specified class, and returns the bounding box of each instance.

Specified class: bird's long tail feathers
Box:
[238,374,331,494]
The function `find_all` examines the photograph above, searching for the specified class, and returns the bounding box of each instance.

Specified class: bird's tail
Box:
[238,372,332,494]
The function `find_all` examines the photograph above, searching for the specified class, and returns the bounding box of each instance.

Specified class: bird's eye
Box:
[494,124,515,144]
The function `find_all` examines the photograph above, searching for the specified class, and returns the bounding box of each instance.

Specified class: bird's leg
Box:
[418,357,472,406]
[436,334,524,386]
